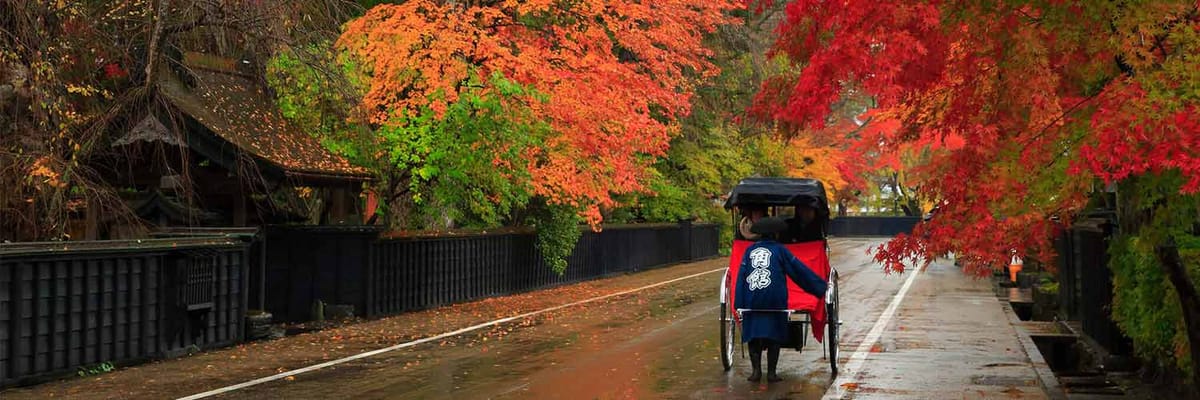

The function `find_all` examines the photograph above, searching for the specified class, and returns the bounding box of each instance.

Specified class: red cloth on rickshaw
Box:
[728,239,829,342]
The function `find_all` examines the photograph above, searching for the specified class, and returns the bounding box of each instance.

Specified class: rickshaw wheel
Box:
[720,282,736,372]
[827,270,840,375]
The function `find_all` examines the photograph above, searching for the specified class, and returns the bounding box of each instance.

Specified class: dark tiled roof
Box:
[158,53,369,180]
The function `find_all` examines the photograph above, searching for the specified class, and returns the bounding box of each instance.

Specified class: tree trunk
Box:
[84,197,99,240]
[143,0,170,87]
[1155,238,1200,387]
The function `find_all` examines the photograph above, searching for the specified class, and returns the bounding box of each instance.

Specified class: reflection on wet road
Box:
[218,239,902,400]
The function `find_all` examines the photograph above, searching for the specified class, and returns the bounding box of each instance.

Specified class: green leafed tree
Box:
[269,54,553,229]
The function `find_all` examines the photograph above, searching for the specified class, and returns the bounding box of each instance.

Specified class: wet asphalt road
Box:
[216,238,910,399]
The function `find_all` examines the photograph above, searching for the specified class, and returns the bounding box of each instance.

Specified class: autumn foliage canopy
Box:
[754,0,1200,274]
[338,0,740,225]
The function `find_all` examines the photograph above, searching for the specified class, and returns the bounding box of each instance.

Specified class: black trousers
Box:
[748,338,781,374]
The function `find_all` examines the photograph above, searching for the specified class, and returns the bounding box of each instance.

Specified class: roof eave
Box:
[283,170,374,186]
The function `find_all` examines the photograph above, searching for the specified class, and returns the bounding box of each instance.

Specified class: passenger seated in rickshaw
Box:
[734,217,828,383]
[737,206,768,240]
[781,205,823,243]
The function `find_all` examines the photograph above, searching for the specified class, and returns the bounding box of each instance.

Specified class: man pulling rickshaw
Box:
[719,177,842,378]
[735,216,827,382]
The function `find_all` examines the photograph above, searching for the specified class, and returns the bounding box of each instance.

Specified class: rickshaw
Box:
[719,177,841,375]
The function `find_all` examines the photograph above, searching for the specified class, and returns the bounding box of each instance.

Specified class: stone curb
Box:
[999,291,1068,400]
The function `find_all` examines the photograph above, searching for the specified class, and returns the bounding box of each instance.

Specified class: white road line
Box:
[823,266,922,400]
[177,266,726,400]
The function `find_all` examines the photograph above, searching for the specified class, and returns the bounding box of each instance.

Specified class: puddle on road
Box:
[970,374,1037,387]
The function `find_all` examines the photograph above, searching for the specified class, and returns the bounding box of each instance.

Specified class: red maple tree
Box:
[754,0,1200,381]
[754,0,1198,270]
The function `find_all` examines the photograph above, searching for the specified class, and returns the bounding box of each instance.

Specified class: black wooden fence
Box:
[369,223,719,316]
[262,223,721,321]
[829,216,922,237]
[0,238,248,387]
[0,222,718,386]
[1056,218,1133,356]
[259,225,382,322]
[1055,229,1080,321]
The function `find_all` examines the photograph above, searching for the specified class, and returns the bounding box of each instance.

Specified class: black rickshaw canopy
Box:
[723,177,830,214]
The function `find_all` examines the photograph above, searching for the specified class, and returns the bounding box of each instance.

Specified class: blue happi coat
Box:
[734,240,828,343]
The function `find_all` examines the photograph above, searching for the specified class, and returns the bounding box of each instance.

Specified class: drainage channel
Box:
[1002,283,1131,397]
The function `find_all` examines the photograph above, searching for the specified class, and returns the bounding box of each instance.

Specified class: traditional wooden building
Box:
[86,52,371,239]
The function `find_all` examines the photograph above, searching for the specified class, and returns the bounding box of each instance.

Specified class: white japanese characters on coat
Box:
[747,247,772,291]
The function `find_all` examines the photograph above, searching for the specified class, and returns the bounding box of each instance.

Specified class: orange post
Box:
[1008,252,1023,282]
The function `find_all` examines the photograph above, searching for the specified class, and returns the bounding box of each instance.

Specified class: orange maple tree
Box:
[779,134,850,208]
[338,0,740,225]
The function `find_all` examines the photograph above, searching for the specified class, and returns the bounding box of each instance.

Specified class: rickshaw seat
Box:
[728,239,830,342]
